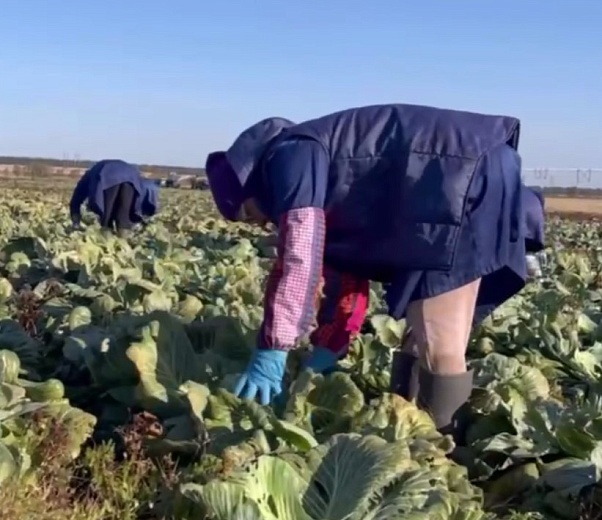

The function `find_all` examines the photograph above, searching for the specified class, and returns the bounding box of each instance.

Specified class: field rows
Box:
[0,186,600,519]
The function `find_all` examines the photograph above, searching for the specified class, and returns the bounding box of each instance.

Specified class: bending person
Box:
[69,159,155,237]
[204,103,546,442]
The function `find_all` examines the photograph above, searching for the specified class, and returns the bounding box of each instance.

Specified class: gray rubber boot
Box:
[390,351,419,401]
[116,228,132,239]
[416,367,474,445]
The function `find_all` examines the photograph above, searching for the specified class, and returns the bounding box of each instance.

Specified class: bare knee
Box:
[406,278,481,375]
[422,347,466,375]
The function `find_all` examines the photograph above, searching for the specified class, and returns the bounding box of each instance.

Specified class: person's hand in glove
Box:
[234,349,288,405]
[303,345,340,374]
[536,251,547,268]
[526,252,545,279]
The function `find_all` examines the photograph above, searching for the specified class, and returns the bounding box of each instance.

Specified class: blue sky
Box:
[1,0,600,172]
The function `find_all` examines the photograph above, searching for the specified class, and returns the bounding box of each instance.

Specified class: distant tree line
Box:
[2,156,602,200]
[534,186,602,199]
[0,156,205,178]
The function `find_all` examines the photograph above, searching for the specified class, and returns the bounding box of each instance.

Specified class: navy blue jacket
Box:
[140,178,159,218]
[69,160,145,222]
[227,104,531,282]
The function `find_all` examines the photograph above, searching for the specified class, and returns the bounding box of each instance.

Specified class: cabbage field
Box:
[0,185,601,520]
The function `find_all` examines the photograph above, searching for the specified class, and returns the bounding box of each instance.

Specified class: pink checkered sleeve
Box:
[259,207,326,351]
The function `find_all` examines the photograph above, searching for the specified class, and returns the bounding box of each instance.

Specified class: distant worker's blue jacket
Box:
[139,178,159,220]
[69,159,146,222]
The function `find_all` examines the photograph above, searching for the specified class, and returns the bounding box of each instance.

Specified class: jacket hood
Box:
[141,178,159,215]
[225,117,295,186]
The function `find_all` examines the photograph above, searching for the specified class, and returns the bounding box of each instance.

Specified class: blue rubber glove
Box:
[526,253,544,279]
[303,345,339,374]
[234,349,288,405]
